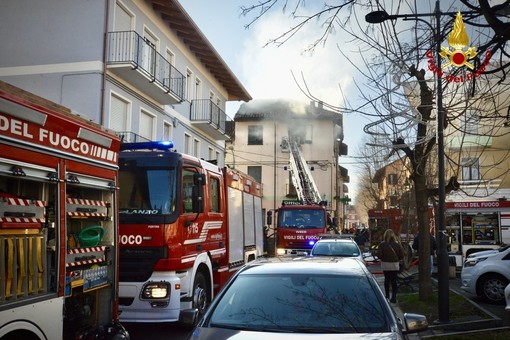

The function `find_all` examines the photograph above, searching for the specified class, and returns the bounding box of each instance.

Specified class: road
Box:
[123,321,191,340]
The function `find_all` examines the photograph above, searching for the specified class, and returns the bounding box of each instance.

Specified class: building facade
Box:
[0,0,250,165]
[225,99,349,231]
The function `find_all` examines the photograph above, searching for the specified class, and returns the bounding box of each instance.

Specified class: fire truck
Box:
[445,199,510,264]
[116,141,264,324]
[0,81,128,339]
[269,137,328,256]
[368,207,434,263]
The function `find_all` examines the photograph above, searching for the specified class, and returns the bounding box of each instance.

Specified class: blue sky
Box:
[179,1,368,198]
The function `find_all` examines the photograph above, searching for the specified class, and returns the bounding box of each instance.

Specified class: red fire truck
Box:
[117,141,264,324]
[368,208,434,262]
[269,137,329,256]
[270,201,328,256]
[0,81,128,339]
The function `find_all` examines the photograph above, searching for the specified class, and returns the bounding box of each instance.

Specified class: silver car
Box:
[189,257,427,339]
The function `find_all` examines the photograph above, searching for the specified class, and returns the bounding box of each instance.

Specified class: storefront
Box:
[445,200,510,264]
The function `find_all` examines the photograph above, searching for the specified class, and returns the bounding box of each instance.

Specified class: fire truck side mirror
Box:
[266,211,272,226]
[192,173,205,213]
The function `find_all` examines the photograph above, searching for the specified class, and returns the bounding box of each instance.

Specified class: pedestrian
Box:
[412,233,437,274]
[377,229,404,303]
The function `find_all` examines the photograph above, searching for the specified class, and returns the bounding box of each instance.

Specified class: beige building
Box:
[225,99,349,231]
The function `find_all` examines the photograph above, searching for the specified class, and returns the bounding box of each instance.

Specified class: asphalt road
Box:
[123,321,191,340]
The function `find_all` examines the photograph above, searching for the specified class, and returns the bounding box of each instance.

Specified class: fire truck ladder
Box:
[286,137,322,205]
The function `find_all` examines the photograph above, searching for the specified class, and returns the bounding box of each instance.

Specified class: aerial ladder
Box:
[284,136,322,205]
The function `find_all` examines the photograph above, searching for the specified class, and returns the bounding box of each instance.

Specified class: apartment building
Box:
[225,99,349,228]
[372,158,411,210]
[0,0,250,165]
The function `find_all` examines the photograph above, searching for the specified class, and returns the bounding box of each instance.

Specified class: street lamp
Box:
[366,0,459,323]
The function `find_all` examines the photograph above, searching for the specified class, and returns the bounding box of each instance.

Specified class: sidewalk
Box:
[369,263,421,339]
[368,260,506,339]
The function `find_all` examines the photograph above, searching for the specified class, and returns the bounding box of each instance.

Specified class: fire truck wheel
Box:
[193,272,209,316]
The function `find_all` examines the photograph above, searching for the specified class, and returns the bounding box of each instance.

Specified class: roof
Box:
[243,257,367,276]
[147,0,251,102]
[234,99,343,122]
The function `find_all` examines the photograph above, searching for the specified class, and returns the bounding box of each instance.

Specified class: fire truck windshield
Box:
[279,209,325,229]
[119,163,177,217]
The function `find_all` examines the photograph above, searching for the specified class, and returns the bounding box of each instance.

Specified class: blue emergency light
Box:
[120,141,174,151]
[308,240,316,246]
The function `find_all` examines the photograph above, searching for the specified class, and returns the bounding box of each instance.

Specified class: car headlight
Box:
[464,257,487,268]
[141,281,170,299]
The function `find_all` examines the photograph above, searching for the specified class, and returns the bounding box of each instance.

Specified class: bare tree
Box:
[240,0,510,300]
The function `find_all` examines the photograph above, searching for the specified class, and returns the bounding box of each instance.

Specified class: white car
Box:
[461,244,510,304]
[307,235,365,263]
[505,283,510,311]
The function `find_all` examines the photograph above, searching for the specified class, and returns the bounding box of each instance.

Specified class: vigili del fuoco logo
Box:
[426,12,491,82]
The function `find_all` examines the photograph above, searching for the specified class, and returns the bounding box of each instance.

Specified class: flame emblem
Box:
[439,12,477,69]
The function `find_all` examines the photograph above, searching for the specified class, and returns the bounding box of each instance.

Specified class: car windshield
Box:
[209,272,389,333]
[312,242,360,257]
[279,209,325,229]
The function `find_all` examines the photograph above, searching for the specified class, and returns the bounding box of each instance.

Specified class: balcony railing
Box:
[116,131,151,144]
[191,99,232,140]
[107,31,185,103]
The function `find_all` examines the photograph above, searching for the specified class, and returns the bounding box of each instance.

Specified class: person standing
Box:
[412,233,437,274]
[377,229,404,303]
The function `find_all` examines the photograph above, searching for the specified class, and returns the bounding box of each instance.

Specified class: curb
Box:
[373,268,503,338]
[422,277,503,334]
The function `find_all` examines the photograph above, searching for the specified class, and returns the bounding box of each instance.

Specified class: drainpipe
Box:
[100,0,111,126]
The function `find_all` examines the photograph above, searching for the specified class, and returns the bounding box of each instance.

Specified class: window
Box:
[194,77,202,101]
[184,134,191,154]
[210,176,220,212]
[182,168,195,213]
[462,158,480,181]
[194,138,200,158]
[287,170,297,197]
[463,110,479,134]
[139,109,155,141]
[163,121,173,141]
[109,93,130,135]
[248,125,263,145]
[142,27,158,76]
[208,147,215,161]
[114,1,133,31]
[186,69,193,101]
[165,49,175,88]
[248,166,262,183]
[387,173,398,185]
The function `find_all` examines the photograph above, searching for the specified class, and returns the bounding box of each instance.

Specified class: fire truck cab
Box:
[117,141,264,325]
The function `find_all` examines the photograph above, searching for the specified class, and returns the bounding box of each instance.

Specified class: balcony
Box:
[116,131,151,144]
[107,31,185,104]
[190,99,232,140]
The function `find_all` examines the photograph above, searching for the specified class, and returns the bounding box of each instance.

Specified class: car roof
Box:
[315,237,357,243]
[240,257,368,276]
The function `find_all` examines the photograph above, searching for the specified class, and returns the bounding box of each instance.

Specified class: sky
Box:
[179,1,375,200]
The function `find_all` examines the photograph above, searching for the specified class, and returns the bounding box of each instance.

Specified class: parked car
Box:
[461,244,510,304]
[188,257,428,339]
[307,235,365,263]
